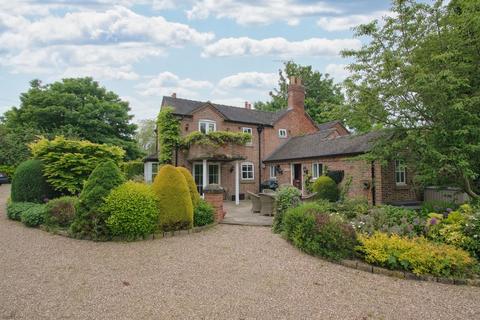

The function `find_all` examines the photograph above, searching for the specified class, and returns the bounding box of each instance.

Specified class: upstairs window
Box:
[278,129,287,138]
[395,160,406,185]
[312,163,323,179]
[199,120,216,134]
[241,162,254,180]
[242,127,253,146]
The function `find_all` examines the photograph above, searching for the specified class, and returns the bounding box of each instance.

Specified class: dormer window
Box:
[199,120,216,134]
[278,129,287,138]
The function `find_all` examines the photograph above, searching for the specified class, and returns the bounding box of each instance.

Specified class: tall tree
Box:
[134,119,157,155]
[254,61,345,124]
[3,78,142,160]
[342,0,480,198]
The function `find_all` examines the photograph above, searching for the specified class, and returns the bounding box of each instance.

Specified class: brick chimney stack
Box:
[287,76,305,113]
[171,92,177,98]
[244,101,252,109]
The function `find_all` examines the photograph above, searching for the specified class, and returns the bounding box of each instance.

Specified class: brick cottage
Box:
[144,77,420,205]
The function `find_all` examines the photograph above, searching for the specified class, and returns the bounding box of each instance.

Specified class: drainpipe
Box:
[371,161,376,206]
[257,125,264,192]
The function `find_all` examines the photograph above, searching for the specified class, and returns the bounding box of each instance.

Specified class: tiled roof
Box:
[162,96,291,126]
[264,130,383,162]
[317,120,343,131]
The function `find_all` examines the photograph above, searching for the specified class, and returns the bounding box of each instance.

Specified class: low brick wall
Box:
[204,184,225,222]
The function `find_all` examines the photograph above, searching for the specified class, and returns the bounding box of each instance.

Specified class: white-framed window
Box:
[395,160,406,185]
[241,162,254,180]
[151,163,159,182]
[242,127,253,146]
[199,120,216,134]
[269,165,277,179]
[278,129,287,138]
[312,163,323,179]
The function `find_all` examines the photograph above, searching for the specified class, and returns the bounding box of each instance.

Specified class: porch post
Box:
[202,159,208,195]
[235,160,240,205]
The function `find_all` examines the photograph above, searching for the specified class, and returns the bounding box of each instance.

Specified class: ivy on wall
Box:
[157,107,181,164]
[156,107,252,163]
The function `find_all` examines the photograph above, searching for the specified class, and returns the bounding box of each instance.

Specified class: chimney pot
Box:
[245,101,251,109]
[171,92,177,98]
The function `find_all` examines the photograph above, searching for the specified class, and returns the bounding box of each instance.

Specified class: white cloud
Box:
[202,37,361,58]
[218,72,277,91]
[136,72,213,97]
[187,0,339,26]
[325,63,350,82]
[317,11,392,31]
[61,65,139,81]
[0,6,214,79]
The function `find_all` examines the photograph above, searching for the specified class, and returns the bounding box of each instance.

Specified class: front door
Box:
[292,163,302,190]
[193,162,220,194]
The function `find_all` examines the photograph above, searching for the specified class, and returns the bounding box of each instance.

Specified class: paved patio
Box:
[222,200,273,226]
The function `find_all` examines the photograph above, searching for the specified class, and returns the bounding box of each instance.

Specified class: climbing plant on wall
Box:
[156,107,181,164]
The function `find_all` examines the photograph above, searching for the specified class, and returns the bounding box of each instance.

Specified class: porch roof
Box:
[188,154,246,162]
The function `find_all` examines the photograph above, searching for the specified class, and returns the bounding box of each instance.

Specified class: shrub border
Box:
[39,223,217,241]
[336,259,480,287]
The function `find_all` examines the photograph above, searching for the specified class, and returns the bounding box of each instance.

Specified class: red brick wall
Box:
[264,157,417,205]
[380,161,420,204]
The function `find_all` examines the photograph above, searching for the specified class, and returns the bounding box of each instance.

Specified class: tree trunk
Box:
[463,176,480,200]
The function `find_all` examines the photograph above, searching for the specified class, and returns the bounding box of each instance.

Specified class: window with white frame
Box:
[242,127,253,146]
[151,163,159,182]
[269,165,277,179]
[395,160,406,185]
[199,120,216,133]
[241,162,254,180]
[312,163,323,179]
[278,129,287,138]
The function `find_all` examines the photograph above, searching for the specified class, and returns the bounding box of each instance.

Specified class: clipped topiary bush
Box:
[70,160,125,239]
[7,202,37,221]
[152,164,193,231]
[194,199,215,227]
[11,159,53,203]
[20,204,47,227]
[272,185,302,233]
[177,166,201,208]
[45,196,78,227]
[103,181,159,240]
[312,175,339,202]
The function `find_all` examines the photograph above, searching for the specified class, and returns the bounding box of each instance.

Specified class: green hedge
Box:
[7,202,37,220]
[177,166,201,208]
[11,159,53,203]
[283,202,357,261]
[70,160,125,239]
[45,197,78,227]
[103,181,159,240]
[122,160,144,179]
[272,185,302,233]
[194,199,215,227]
[29,136,124,195]
[312,175,339,202]
[152,164,193,231]
[21,204,47,227]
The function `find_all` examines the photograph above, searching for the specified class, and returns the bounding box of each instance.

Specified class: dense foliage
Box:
[122,160,144,180]
[182,131,251,148]
[357,232,475,277]
[272,185,302,233]
[254,61,345,124]
[30,136,124,195]
[342,0,480,198]
[103,182,159,240]
[2,78,141,159]
[0,165,15,180]
[152,164,193,231]
[7,202,37,221]
[11,159,53,203]
[177,166,201,208]
[45,197,78,228]
[193,199,215,227]
[20,204,47,227]
[0,124,38,167]
[70,160,125,239]
[283,202,356,261]
[312,176,339,202]
[157,107,181,164]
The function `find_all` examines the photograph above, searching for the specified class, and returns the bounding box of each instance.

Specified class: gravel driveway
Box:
[1,184,480,320]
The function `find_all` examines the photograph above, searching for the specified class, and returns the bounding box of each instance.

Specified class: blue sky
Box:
[0,0,392,121]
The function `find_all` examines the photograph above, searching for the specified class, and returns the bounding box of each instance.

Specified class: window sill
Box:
[395,184,409,190]
[241,180,255,184]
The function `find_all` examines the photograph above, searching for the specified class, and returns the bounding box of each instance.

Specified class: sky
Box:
[0,0,393,122]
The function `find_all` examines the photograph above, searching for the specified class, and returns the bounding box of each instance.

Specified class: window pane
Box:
[208,123,215,132]
[200,122,206,133]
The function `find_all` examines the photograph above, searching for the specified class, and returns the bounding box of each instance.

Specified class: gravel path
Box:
[1,184,480,320]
